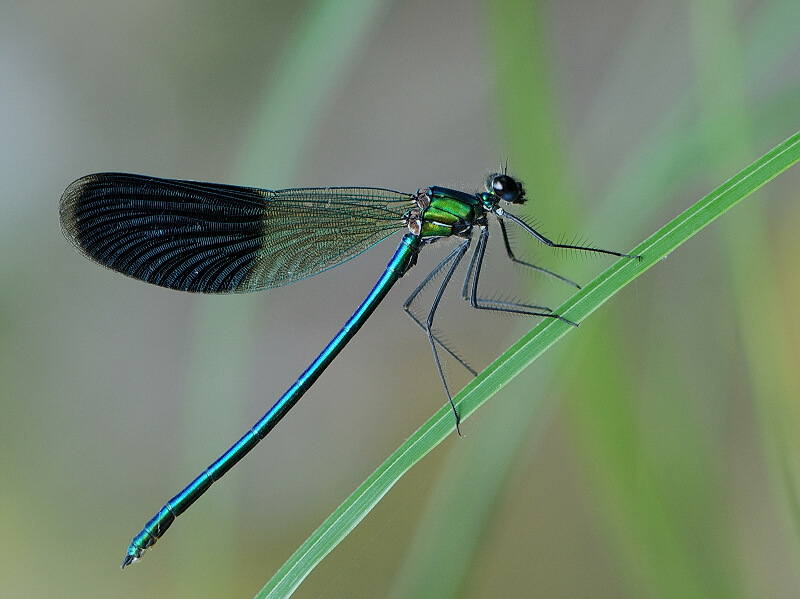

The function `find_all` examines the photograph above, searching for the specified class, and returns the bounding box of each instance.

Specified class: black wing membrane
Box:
[60,173,412,293]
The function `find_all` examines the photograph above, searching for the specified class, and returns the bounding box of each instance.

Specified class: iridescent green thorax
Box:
[405,186,485,239]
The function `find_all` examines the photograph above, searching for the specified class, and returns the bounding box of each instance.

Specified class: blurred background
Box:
[2,0,800,597]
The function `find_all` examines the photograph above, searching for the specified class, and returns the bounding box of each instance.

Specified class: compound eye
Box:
[491,174,521,203]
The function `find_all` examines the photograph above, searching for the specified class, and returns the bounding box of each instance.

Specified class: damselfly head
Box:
[486,173,526,205]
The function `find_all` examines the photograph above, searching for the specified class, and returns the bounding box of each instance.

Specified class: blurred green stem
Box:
[692,0,800,571]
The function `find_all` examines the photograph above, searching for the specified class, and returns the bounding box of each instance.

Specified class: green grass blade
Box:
[255,129,800,598]
[390,4,800,596]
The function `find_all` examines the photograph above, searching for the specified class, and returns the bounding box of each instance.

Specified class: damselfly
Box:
[59,171,637,567]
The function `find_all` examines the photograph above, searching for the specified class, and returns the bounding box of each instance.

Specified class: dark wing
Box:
[60,173,412,293]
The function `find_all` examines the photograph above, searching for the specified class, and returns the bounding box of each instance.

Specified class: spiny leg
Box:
[459,230,481,300]
[404,244,478,376]
[460,225,555,314]
[421,237,472,435]
[497,219,580,289]
[500,210,640,260]
[468,227,578,327]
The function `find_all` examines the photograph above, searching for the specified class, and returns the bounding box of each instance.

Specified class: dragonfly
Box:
[59,170,637,568]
